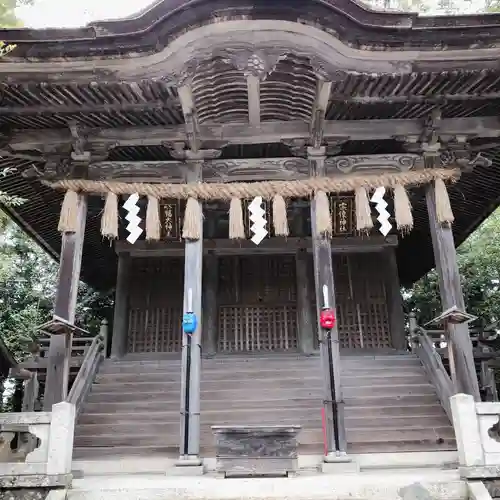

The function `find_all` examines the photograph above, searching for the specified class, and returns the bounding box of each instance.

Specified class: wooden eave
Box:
[3,0,500,59]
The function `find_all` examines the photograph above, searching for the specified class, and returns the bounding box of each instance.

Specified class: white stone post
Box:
[47,401,76,476]
[450,393,484,467]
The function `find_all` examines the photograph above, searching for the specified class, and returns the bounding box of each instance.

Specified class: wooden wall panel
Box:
[311,253,391,349]
[218,256,298,352]
[127,257,184,353]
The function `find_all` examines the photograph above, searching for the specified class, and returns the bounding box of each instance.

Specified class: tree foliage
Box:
[405,208,500,328]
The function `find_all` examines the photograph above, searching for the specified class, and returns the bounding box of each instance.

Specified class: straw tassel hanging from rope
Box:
[272,195,289,237]
[393,184,413,233]
[355,187,373,233]
[434,178,455,225]
[101,192,119,240]
[58,190,80,233]
[146,195,161,241]
[229,198,245,239]
[314,191,332,237]
[182,197,202,240]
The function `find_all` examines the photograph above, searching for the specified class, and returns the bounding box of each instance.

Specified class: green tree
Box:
[0,0,33,28]
[405,208,500,329]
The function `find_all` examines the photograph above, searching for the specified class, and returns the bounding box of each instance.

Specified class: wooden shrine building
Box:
[1,0,500,469]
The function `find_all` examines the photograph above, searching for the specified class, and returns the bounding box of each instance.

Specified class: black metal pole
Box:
[326,330,340,451]
[183,334,192,455]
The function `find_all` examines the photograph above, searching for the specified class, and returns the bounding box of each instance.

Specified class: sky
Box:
[15,0,487,28]
[16,0,156,29]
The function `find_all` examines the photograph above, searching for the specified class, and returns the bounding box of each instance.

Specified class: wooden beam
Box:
[115,235,398,257]
[247,75,261,127]
[0,99,179,116]
[177,85,200,154]
[309,147,347,455]
[44,194,87,410]
[425,183,481,401]
[110,253,131,359]
[28,153,424,183]
[310,81,332,148]
[331,91,500,106]
[8,116,500,150]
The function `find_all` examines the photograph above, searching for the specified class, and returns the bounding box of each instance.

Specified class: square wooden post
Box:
[425,183,480,401]
[295,249,315,354]
[308,147,347,457]
[203,252,219,356]
[110,252,131,359]
[178,161,203,465]
[384,248,406,351]
[44,193,87,410]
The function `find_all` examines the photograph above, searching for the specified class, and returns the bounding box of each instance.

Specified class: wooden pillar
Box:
[309,147,347,456]
[384,248,406,351]
[179,162,203,463]
[295,249,315,354]
[203,253,219,356]
[110,253,131,359]
[44,194,87,410]
[425,184,480,401]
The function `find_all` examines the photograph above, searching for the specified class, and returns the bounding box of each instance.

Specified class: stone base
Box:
[322,453,358,474]
[172,456,204,476]
[168,465,204,476]
[322,461,359,474]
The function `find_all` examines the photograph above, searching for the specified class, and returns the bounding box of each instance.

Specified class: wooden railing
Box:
[66,320,107,416]
[410,314,454,420]
[409,313,499,405]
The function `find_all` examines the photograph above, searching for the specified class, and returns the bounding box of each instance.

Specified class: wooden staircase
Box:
[73,353,456,459]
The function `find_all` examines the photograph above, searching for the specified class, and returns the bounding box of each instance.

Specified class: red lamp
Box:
[320,309,336,330]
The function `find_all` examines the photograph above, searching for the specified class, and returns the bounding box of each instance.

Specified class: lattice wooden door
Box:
[218,255,298,352]
[127,257,184,353]
[312,253,391,349]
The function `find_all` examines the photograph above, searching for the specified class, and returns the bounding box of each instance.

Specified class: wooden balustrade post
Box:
[44,194,87,410]
[100,319,109,358]
[409,312,418,351]
[425,183,480,401]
